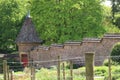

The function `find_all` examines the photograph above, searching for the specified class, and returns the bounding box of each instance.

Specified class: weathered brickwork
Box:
[23,33,120,67]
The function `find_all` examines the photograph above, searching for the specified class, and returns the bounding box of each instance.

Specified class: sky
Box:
[103,0,112,7]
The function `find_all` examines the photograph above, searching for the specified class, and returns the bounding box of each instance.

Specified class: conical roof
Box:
[16,14,42,43]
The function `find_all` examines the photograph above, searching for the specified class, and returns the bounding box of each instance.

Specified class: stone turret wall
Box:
[17,43,40,52]
[30,33,120,67]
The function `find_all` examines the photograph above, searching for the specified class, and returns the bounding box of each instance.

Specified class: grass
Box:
[35,67,105,80]
[0,74,3,80]
[1,65,120,80]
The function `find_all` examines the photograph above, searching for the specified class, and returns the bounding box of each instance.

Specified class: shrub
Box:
[64,61,84,69]
[103,59,109,66]
[103,59,119,66]
[94,66,108,76]
[104,66,120,80]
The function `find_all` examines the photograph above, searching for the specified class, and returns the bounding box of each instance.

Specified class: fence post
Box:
[70,61,73,80]
[62,63,65,80]
[9,70,13,80]
[85,52,94,80]
[32,67,35,80]
[7,66,9,80]
[57,56,60,80]
[3,60,7,80]
[108,56,112,80]
[30,60,35,80]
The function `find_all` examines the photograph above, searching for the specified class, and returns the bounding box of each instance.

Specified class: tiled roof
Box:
[16,16,42,43]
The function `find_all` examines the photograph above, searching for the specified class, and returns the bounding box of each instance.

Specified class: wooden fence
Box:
[2,52,114,80]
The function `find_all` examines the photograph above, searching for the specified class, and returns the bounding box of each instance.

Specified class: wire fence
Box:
[1,56,120,80]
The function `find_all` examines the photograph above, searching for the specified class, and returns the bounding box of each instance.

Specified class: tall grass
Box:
[1,65,120,80]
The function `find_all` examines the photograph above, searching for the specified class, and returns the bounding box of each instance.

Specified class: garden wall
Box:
[30,33,120,67]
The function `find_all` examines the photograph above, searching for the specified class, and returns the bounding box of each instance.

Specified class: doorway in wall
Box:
[21,54,28,67]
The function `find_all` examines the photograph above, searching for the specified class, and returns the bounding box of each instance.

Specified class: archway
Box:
[110,42,120,63]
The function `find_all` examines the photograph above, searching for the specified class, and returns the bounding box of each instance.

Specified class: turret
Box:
[16,13,42,66]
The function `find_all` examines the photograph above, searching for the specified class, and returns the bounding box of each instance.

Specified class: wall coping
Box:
[32,33,120,51]
[82,38,101,43]
[51,44,64,47]
[104,33,120,38]
[64,42,81,46]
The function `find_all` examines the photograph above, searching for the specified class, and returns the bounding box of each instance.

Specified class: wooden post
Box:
[70,61,73,80]
[108,56,112,80]
[30,61,35,80]
[30,60,32,80]
[85,52,94,80]
[3,60,7,80]
[57,56,60,80]
[28,51,31,67]
[7,66,9,80]
[62,63,65,80]
[9,70,13,80]
[32,67,35,80]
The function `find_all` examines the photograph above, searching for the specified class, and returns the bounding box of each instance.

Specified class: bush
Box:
[94,66,108,76]
[111,43,120,63]
[103,59,119,66]
[104,66,120,80]
[103,59,109,66]
[65,61,84,69]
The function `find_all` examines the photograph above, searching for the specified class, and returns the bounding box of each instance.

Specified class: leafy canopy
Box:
[111,0,120,28]
[31,0,105,45]
[0,0,29,53]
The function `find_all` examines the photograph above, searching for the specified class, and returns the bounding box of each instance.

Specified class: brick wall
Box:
[28,33,120,67]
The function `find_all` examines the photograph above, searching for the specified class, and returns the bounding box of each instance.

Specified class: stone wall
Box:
[30,33,120,67]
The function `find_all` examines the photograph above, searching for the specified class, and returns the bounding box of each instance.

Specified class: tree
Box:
[111,0,120,28]
[31,0,105,45]
[0,0,30,53]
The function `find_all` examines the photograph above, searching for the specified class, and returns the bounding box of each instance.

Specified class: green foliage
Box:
[105,66,120,80]
[31,0,105,45]
[112,66,120,78]
[0,0,30,53]
[111,0,120,28]
[36,67,85,80]
[60,62,84,69]
[102,4,120,33]
[2,65,120,80]
[103,59,109,66]
[94,66,120,80]
[115,17,120,28]
[0,0,120,53]
[94,66,108,76]
[7,58,23,71]
[111,43,120,63]
[103,59,119,66]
